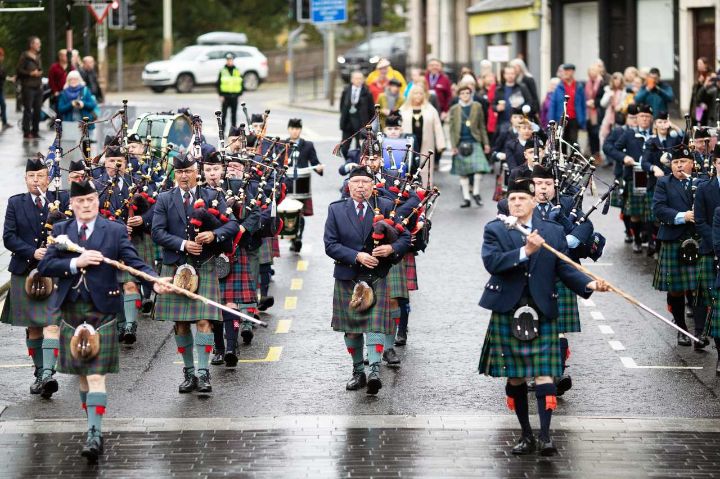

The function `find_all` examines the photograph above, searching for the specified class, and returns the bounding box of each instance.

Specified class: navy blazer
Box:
[695,178,720,255]
[479,217,592,319]
[324,196,411,281]
[502,138,527,171]
[652,174,695,241]
[151,186,240,265]
[94,172,134,213]
[613,128,648,181]
[640,134,683,191]
[4,190,69,275]
[602,125,628,179]
[223,178,265,251]
[711,207,720,287]
[38,216,157,314]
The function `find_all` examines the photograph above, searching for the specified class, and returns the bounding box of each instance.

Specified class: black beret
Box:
[671,147,692,160]
[695,128,710,139]
[173,153,197,170]
[127,133,142,144]
[626,104,639,115]
[507,178,535,196]
[25,158,46,172]
[531,164,554,179]
[287,118,302,129]
[385,113,402,128]
[104,134,120,147]
[656,111,669,120]
[70,179,96,198]
[524,139,544,151]
[203,150,222,165]
[348,166,374,180]
[510,107,524,116]
[637,104,653,115]
[228,126,243,137]
[250,114,264,124]
[106,145,124,158]
[714,143,720,157]
[68,160,86,172]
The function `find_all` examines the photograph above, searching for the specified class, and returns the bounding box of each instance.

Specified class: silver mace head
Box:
[496,214,519,230]
[48,235,85,253]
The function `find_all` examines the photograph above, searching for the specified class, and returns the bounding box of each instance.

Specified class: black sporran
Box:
[511,304,539,342]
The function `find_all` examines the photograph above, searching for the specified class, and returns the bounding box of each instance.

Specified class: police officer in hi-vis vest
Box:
[217,53,243,135]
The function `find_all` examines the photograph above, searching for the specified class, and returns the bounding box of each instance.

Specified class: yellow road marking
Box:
[296,260,308,271]
[275,319,291,334]
[173,346,283,364]
[290,278,303,290]
[284,296,297,310]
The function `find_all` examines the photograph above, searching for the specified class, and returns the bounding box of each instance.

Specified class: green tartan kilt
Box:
[708,292,720,338]
[154,261,222,322]
[479,311,562,378]
[259,237,274,265]
[610,180,625,208]
[387,260,408,299]
[556,282,581,333]
[58,302,119,375]
[331,277,393,334]
[624,188,654,222]
[697,254,717,293]
[652,241,698,293]
[450,143,490,176]
[117,234,155,284]
[0,274,59,327]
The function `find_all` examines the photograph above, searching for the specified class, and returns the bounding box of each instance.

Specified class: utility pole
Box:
[83,6,91,55]
[65,0,73,69]
[288,24,305,104]
[365,0,372,59]
[162,0,172,59]
[97,16,108,95]
[48,0,56,63]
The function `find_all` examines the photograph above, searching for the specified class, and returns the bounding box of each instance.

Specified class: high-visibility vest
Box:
[220,67,242,94]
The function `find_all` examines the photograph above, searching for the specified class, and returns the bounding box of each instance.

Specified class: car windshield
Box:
[171,46,207,61]
[349,37,395,56]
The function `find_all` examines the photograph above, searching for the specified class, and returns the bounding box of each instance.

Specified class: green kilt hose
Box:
[220,249,256,305]
[652,240,698,293]
[331,277,393,334]
[556,282,581,333]
[154,261,222,322]
[58,302,119,375]
[0,274,59,327]
[117,234,155,284]
[450,143,491,176]
[404,253,418,291]
[479,312,562,378]
[387,261,409,299]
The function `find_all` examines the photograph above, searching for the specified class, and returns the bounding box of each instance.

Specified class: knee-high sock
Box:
[26,337,43,370]
[472,173,483,196]
[344,335,365,373]
[222,311,239,353]
[194,332,214,372]
[559,337,569,373]
[693,294,708,336]
[668,293,688,330]
[505,382,532,437]
[174,332,194,373]
[535,383,558,442]
[622,215,633,237]
[41,338,59,379]
[123,292,141,326]
[397,298,410,335]
[385,307,401,350]
[459,176,471,201]
[631,221,643,245]
[86,392,107,435]
[212,321,224,353]
[645,222,655,243]
[259,263,272,297]
[80,390,88,415]
[365,332,384,366]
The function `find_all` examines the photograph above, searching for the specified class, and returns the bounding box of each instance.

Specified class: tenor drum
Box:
[632,164,648,196]
[285,167,312,200]
[277,198,304,239]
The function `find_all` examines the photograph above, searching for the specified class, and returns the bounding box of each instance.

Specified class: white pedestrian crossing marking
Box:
[598,325,614,334]
[580,299,595,307]
[620,356,702,370]
[608,340,625,351]
[590,311,605,320]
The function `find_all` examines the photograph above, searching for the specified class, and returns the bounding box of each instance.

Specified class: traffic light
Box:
[109,0,122,29]
[125,0,136,30]
[354,0,382,26]
[289,0,311,22]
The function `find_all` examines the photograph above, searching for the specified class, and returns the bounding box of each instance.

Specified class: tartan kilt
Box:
[58,302,119,375]
[624,189,653,221]
[272,237,280,258]
[556,282,581,333]
[450,143,491,176]
[479,311,562,378]
[220,249,256,305]
[405,253,418,291]
[708,293,720,338]
[154,261,222,322]
[652,240,698,293]
[0,274,59,328]
[387,261,409,299]
[259,237,274,264]
[610,180,625,208]
[696,254,717,293]
[118,234,155,283]
[300,198,314,217]
[331,277,393,334]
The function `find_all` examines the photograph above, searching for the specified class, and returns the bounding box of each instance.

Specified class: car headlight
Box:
[145,69,159,74]
[337,56,345,64]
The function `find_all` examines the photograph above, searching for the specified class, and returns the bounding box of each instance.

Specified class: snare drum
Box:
[285,167,312,200]
[502,163,510,192]
[632,164,648,196]
[277,198,304,239]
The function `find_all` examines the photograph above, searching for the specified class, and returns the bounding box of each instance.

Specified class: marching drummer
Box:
[285,118,323,252]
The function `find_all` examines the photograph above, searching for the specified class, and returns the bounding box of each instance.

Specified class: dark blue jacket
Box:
[694,178,720,255]
[94,172,133,214]
[479,216,592,318]
[548,80,587,129]
[324,196,411,281]
[38,216,157,314]
[652,174,695,241]
[151,186,240,265]
[603,125,629,179]
[503,138,527,171]
[711,207,720,287]
[4,190,69,275]
[613,128,648,181]
[640,134,683,191]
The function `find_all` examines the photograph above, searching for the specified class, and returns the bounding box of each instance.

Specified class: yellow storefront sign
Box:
[468,6,539,35]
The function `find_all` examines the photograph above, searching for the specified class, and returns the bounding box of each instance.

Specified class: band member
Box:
[652,147,698,346]
[508,138,544,184]
[151,153,239,394]
[68,159,89,183]
[285,118,323,252]
[324,166,410,395]
[38,179,169,463]
[479,178,606,456]
[1,158,69,398]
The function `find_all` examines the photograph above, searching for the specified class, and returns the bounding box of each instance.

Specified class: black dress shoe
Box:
[40,373,58,399]
[117,327,126,343]
[30,368,42,395]
[511,435,536,455]
[291,239,302,252]
[258,296,275,311]
[224,349,238,367]
[538,438,558,456]
[382,348,401,367]
[366,367,382,395]
[632,243,643,254]
[646,242,656,257]
[694,335,709,350]
[211,351,225,365]
[677,332,692,347]
[140,299,153,314]
[196,369,212,393]
[460,199,471,208]
[240,327,254,345]
[178,367,198,393]
[346,371,367,391]
[81,427,103,464]
[556,374,572,396]
[473,194,483,206]
[394,333,407,346]
[624,234,634,244]
[123,323,137,345]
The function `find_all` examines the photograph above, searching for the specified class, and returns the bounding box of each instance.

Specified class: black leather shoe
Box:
[473,194,483,206]
[30,368,42,395]
[678,332,692,347]
[632,243,643,254]
[346,371,367,391]
[290,239,303,252]
[258,296,275,311]
[224,349,238,368]
[140,299,153,315]
[240,326,254,345]
[382,348,401,367]
[211,351,225,365]
[178,367,197,393]
[624,234,633,244]
[556,374,572,396]
[646,241,656,257]
[40,373,58,399]
[123,323,137,345]
[117,327,126,343]
[460,199,471,208]
[196,369,212,393]
[366,366,382,395]
[511,435,536,455]
[394,333,407,346]
[538,438,558,456]
[694,335,709,350]
[81,427,103,464]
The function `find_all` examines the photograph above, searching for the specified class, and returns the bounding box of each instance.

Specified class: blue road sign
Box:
[311,0,347,24]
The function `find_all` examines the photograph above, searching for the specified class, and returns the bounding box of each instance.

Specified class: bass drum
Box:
[131,113,193,175]
[277,198,304,239]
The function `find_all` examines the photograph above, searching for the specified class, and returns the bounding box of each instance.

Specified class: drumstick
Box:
[48,235,268,327]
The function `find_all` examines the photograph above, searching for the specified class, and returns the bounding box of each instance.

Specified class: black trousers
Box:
[562,118,580,154]
[22,86,42,135]
[221,95,239,132]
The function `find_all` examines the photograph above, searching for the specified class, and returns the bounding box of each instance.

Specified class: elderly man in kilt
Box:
[38,179,169,463]
[652,147,700,347]
[324,166,411,395]
[479,178,607,456]
[1,158,69,398]
[152,153,239,394]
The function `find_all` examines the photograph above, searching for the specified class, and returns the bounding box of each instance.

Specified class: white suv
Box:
[142,44,268,94]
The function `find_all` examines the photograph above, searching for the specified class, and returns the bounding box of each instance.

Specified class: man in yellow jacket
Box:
[217,53,243,133]
[366,58,406,103]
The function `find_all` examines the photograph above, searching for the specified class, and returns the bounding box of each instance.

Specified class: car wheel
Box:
[243,71,260,91]
[150,86,167,93]
[175,74,195,94]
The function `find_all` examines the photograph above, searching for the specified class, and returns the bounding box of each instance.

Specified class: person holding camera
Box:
[57,70,98,129]
[634,68,674,118]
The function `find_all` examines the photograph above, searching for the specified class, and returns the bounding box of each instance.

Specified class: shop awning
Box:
[467,0,539,35]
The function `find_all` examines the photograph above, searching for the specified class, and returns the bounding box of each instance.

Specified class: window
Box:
[562,2,599,81]
[206,50,227,60]
[636,0,674,78]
